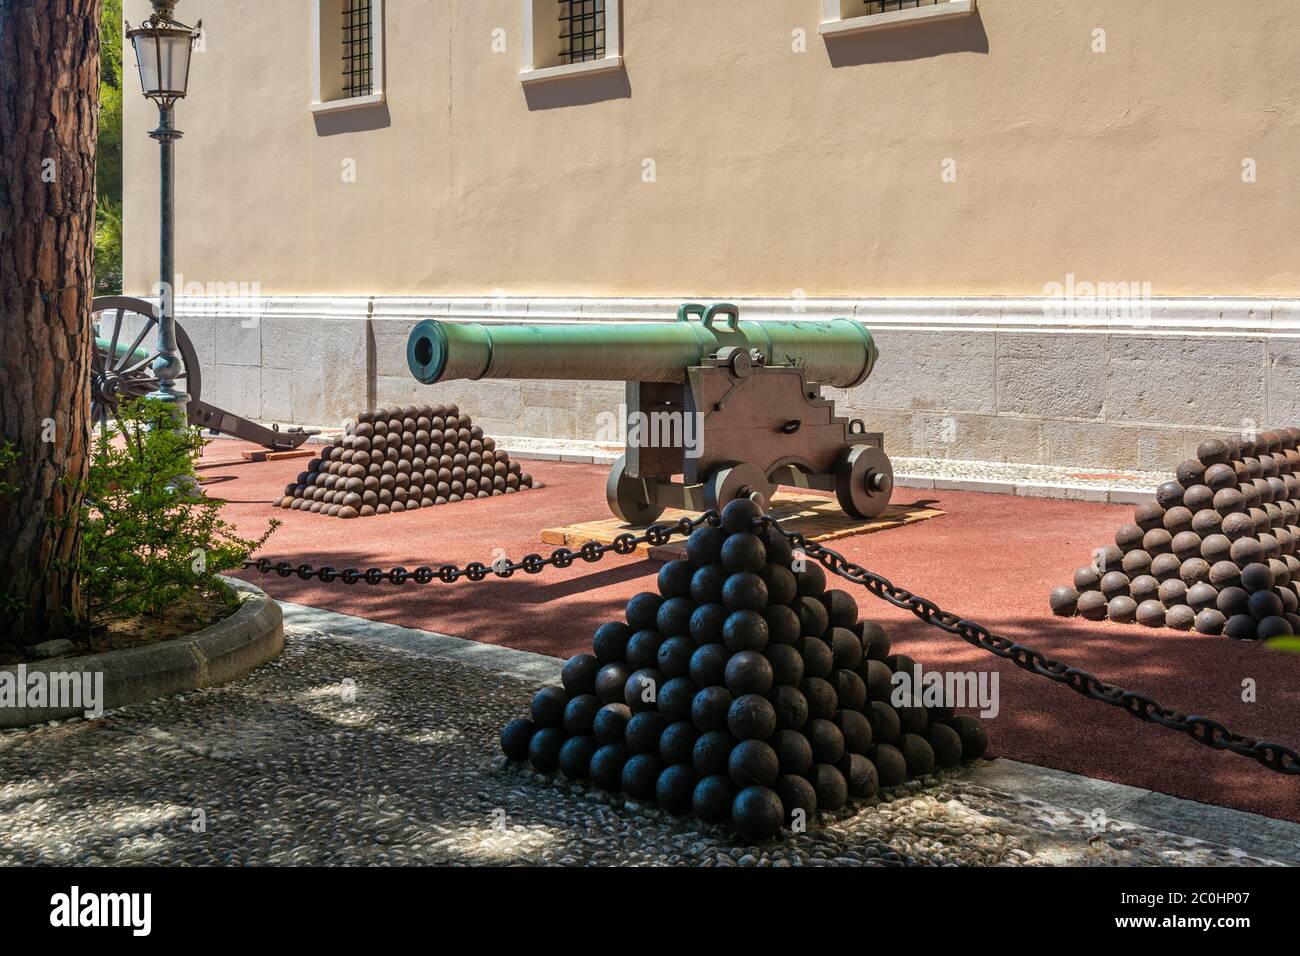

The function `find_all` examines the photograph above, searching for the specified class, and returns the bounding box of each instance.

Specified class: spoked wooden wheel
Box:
[90,295,200,432]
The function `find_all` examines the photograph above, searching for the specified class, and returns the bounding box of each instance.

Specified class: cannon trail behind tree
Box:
[407,303,893,524]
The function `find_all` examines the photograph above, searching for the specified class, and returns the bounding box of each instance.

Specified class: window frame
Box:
[311,0,386,114]
[819,0,976,38]
[519,0,624,86]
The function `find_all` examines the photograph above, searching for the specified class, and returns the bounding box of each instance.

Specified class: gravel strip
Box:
[0,628,1281,867]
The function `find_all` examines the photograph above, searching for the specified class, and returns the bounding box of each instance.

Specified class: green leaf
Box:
[1265,637,1300,654]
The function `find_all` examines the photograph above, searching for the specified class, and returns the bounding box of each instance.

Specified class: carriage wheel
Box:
[606,455,666,526]
[90,296,200,432]
[704,462,775,514]
[834,444,894,519]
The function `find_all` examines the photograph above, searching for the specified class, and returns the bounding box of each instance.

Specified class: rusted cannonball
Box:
[1213,488,1245,516]
[1074,566,1102,591]
[1107,596,1138,622]
[1197,438,1231,466]
[1157,578,1187,606]
[1260,532,1282,561]
[1129,575,1159,603]
[1142,529,1173,556]
[1204,463,1236,493]
[1270,557,1292,588]
[1166,604,1196,630]
[1182,485,1215,514]
[1221,512,1255,541]
[1171,532,1202,562]
[1098,544,1124,573]
[1198,534,1231,564]
[1099,571,1130,599]
[1150,552,1182,581]
[1162,506,1194,535]
[1240,483,1261,510]
[1115,523,1145,552]
[1134,501,1166,531]
[1231,538,1265,567]
[1247,507,1271,535]
[1050,586,1079,616]
[1155,481,1185,509]
[1195,608,1228,635]
[1176,458,1207,488]
[1077,590,1107,620]
[1135,600,1166,627]
[1224,614,1258,640]
[1191,509,1222,536]
[1121,549,1152,577]
[1180,558,1211,586]
[1186,581,1218,612]
[1209,561,1242,589]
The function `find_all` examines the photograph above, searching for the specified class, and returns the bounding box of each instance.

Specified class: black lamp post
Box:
[126,0,201,423]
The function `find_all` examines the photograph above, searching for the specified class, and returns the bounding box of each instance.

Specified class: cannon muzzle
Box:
[406,303,877,389]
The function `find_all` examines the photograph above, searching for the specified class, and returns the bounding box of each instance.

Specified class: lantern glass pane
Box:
[158,35,193,94]
[132,33,161,93]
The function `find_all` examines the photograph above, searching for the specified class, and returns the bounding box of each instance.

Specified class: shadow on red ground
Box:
[209,440,1300,823]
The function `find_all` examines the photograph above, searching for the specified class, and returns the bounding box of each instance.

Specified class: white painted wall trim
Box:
[820,0,977,38]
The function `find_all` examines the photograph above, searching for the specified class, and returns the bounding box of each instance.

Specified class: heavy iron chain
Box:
[241,510,1300,776]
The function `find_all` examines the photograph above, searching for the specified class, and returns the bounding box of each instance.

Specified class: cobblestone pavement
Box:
[0,629,1285,867]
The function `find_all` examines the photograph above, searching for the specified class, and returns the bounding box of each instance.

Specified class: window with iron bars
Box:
[342,0,374,98]
[558,0,605,65]
[863,0,945,13]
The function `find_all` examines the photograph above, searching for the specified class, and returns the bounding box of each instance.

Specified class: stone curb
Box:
[0,579,283,728]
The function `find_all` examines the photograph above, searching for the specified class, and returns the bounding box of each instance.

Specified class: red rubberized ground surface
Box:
[211,440,1300,823]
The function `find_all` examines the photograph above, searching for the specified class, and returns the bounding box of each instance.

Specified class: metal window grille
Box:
[342,0,373,98]
[558,0,605,65]
[864,0,945,14]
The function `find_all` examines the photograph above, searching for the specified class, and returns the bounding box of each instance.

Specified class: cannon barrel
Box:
[406,305,878,389]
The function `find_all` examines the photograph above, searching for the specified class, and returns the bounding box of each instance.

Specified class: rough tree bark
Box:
[0,0,101,646]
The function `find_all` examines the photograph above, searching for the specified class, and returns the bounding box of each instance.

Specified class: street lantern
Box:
[125,0,202,422]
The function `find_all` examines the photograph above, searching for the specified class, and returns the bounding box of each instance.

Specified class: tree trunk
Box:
[0,0,101,646]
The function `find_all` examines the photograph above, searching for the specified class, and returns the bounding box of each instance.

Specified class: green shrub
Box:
[79,398,278,621]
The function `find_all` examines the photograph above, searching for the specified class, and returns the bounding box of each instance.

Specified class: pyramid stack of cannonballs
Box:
[1051,428,1300,640]
[499,499,991,839]
[274,403,535,518]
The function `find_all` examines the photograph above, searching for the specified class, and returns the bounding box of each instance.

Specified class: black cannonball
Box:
[1115,523,1146,552]
[621,752,664,800]
[1257,615,1294,639]
[1166,604,1196,630]
[805,717,845,765]
[732,785,784,838]
[658,721,700,766]
[1216,585,1250,618]
[657,559,695,599]
[624,710,668,755]
[800,676,838,720]
[592,622,632,664]
[794,562,827,598]
[531,686,569,727]
[927,722,964,768]
[500,717,536,762]
[728,694,778,741]
[725,650,774,696]
[828,627,864,670]
[562,694,602,736]
[861,659,894,702]
[723,609,769,653]
[761,530,795,570]
[625,592,663,632]
[624,668,663,712]
[765,643,804,688]
[858,620,891,661]
[1049,586,1080,616]
[775,774,819,827]
[721,497,762,534]
[527,726,566,774]
[809,763,849,811]
[1155,481,1185,509]
[1076,590,1107,620]
[1130,575,1160,604]
[832,668,868,713]
[626,630,665,671]
[835,753,879,801]
[689,564,729,605]
[686,525,727,567]
[834,708,873,755]
[655,596,695,638]
[688,651,730,702]
[758,564,798,608]
[896,703,929,736]
[1122,549,1153,577]
[1248,589,1285,620]
[1209,561,1242,589]
[589,743,628,791]
[768,685,809,731]
[689,603,728,645]
[721,533,767,574]
[1157,578,1187,606]
[728,739,780,788]
[869,743,908,788]
[1098,544,1125,572]
[795,595,830,638]
[1194,608,1227,635]
[1224,614,1258,640]
[771,728,814,776]
[1186,582,1218,613]
[1150,552,1183,581]
[690,685,733,732]
[1100,570,1131,599]
[1135,600,1167,628]
[692,730,735,777]
[654,764,699,815]
[595,671,629,707]
[869,701,902,745]
[792,637,833,684]
[1134,501,1167,531]
[692,774,736,824]
[561,654,600,696]
[817,591,856,631]
[657,676,698,722]
[899,733,936,777]
[657,635,696,678]
[1241,562,1274,593]
[762,604,801,645]
[1074,566,1102,591]
[558,735,598,779]
[947,715,989,760]
[592,703,632,744]
[722,571,768,613]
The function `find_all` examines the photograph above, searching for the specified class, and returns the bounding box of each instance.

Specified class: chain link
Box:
[241,510,1300,776]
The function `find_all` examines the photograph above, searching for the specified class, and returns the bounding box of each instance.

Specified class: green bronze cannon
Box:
[407,303,893,524]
